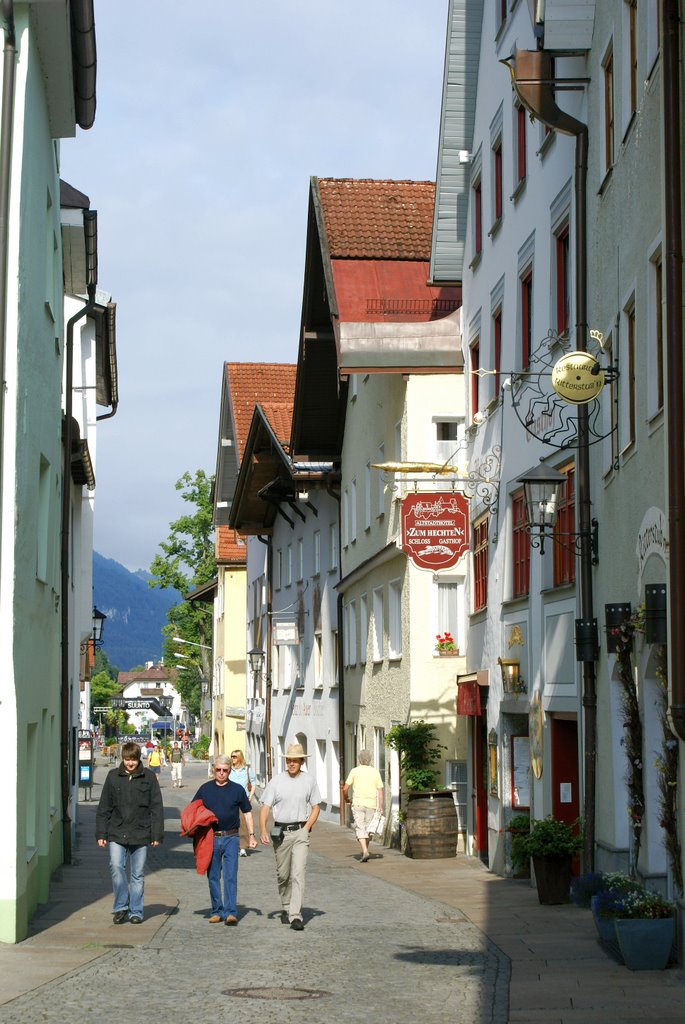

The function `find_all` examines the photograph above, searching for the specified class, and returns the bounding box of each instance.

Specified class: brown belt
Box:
[212,828,239,837]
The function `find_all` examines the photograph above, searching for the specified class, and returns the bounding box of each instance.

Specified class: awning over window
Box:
[457,681,481,716]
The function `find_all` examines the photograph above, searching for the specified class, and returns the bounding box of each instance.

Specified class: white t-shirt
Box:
[260,770,321,823]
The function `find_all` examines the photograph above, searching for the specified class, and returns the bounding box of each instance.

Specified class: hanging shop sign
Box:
[551,351,605,405]
[401,492,469,571]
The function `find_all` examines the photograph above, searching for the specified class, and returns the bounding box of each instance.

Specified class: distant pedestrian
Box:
[343,749,384,862]
[95,741,164,925]
[191,754,257,925]
[169,741,186,788]
[148,742,164,781]
[258,743,321,931]
[229,749,256,856]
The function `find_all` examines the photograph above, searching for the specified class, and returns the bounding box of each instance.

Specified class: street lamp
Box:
[173,636,212,651]
[517,463,598,563]
[92,606,107,646]
[248,647,265,676]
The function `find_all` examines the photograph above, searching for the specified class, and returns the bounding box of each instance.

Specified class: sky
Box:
[60,0,449,572]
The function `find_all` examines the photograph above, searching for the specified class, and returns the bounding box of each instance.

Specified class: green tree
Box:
[149,469,216,720]
[94,648,120,681]
[90,670,121,711]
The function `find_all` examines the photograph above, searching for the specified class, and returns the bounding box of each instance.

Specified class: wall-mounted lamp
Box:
[604,603,632,654]
[517,463,599,563]
[498,657,524,693]
[92,605,106,646]
[575,618,599,662]
[248,647,265,676]
[645,584,667,645]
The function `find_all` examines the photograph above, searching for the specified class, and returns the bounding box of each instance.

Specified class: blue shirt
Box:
[192,780,251,831]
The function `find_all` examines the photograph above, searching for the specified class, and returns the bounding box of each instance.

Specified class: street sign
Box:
[92,706,110,713]
[401,492,469,571]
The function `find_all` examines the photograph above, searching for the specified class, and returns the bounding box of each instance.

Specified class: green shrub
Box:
[520,816,582,859]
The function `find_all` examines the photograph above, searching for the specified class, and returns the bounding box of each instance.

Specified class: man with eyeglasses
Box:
[259,743,321,931]
[96,741,164,925]
[192,754,257,925]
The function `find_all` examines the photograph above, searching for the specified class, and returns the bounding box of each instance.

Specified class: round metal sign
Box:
[551,351,605,404]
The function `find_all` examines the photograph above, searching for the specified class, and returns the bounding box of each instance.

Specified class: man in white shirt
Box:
[259,743,321,931]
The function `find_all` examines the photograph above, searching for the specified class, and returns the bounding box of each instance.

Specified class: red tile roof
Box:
[225,363,297,460]
[317,179,436,261]
[216,525,247,564]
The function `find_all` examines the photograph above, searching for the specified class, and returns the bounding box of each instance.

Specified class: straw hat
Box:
[283,742,309,759]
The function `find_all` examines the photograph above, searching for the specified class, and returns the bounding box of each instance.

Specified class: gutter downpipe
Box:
[0,0,16,591]
[503,50,596,870]
[663,0,685,745]
[257,534,273,781]
[61,212,97,863]
[328,485,345,825]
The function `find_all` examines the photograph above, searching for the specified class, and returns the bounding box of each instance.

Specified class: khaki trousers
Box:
[273,827,310,922]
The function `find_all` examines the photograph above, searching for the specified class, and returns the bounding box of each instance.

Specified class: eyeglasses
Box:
[231,754,240,759]
[214,767,230,773]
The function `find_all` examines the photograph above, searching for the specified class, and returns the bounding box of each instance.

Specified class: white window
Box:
[348,599,357,666]
[359,594,368,664]
[436,579,464,654]
[374,727,386,777]
[434,419,465,467]
[388,580,402,659]
[273,645,282,690]
[286,544,293,586]
[329,522,338,571]
[350,478,357,542]
[364,463,372,530]
[297,538,304,582]
[331,628,339,685]
[313,530,321,575]
[377,443,385,517]
[445,760,468,831]
[274,549,282,591]
[647,242,664,420]
[342,490,349,548]
[293,643,303,689]
[314,633,323,687]
[372,587,384,662]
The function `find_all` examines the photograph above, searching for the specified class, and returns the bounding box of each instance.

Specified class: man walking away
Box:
[169,741,186,788]
[259,742,321,931]
[96,741,164,924]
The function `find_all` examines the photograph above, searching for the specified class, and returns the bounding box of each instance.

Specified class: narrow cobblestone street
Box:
[1,762,684,1024]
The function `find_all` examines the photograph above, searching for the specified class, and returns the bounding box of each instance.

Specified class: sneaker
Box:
[208,914,223,923]
[239,849,247,857]
[290,918,304,931]
[113,910,128,925]
[129,916,143,924]
[225,915,238,926]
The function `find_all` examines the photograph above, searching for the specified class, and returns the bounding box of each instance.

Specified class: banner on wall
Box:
[400,492,469,571]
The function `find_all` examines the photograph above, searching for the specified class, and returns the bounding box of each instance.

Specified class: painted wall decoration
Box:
[529,692,543,779]
[400,492,469,571]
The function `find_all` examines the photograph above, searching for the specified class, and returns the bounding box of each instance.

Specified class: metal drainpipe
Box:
[662,0,685,742]
[257,533,273,780]
[327,485,345,824]
[60,288,95,863]
[0,1,16,590]
[502,49,596,870]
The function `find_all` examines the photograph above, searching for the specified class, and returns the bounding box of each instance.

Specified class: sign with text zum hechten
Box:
[401,492,469,571]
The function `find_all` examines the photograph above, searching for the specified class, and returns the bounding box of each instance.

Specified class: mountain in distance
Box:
[93,551,180,671]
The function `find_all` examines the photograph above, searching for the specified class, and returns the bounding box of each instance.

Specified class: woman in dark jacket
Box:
[96,741,164,924]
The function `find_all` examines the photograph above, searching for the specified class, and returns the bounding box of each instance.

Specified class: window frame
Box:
[511,489,531,598]
[472,515,489,612]
[553,463,576,587]
[388,579,402,660]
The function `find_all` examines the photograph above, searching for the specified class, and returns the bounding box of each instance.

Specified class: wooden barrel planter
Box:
[405,790,459,859]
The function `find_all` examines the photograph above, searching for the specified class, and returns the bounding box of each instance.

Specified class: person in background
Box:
[96,741,164,924]
[343,749,384,863]
[229,749,256,857]
[169,740,186,788]
[192,754,257,925]
[259,743,321,931]
[147,742,165,782]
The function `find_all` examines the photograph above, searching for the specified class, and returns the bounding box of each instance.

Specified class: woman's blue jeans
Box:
[109,842,147,919]
[207,834,239,918]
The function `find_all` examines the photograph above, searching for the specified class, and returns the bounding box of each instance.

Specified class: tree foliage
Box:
[90,670,121,709]
[148,469,216,720]
[386,721,446,791]
[94,648,120,682]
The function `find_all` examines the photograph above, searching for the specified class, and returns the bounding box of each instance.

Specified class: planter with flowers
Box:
[435,632,459,656]
[591,882,676,969]
[519,816,582,904]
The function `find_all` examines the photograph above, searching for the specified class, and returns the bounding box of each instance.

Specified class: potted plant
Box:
[589,872,643,940]
[505,813,531,878]
[591,882,676,969]
[386,721,457,860]
[435,632,458,655]
[520,816,582,904]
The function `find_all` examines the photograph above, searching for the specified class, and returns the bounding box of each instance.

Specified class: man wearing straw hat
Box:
[259,742,321,931]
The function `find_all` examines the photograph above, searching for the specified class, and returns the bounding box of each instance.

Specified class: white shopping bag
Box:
[368,813,386,835]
